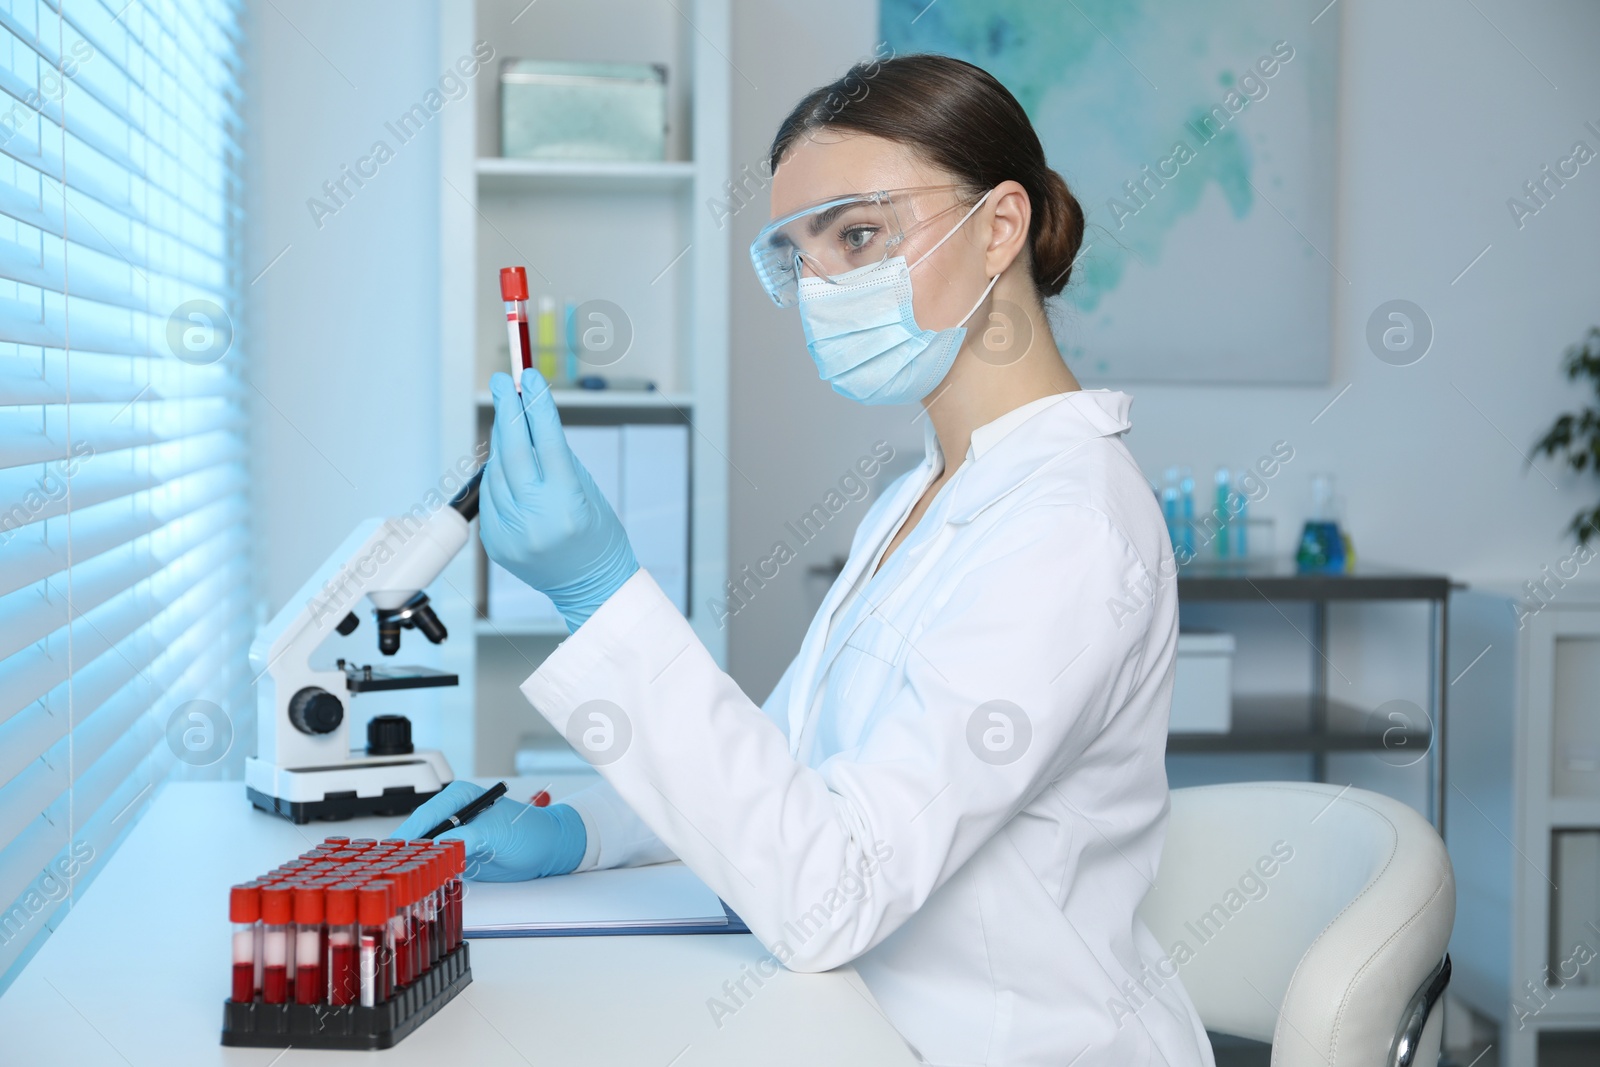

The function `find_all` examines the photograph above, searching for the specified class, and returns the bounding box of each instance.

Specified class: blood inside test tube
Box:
[367,864,408,987]
[441,839,465,952]
[500,266,532,391]
[293,885,325,1005]
[325,883,359,1006]
[260,885,292,1004]
[407,860,436,972]
[229,884,260,1003]
[357,882,391,1007]
[403,863,427,981]
[386,866,413,987]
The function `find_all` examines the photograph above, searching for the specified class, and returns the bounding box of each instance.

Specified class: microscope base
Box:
[245,753,452,825]
[245,785,444,825]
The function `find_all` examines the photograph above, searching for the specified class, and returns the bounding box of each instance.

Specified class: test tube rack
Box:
[220,943,472,1050]
[221,835,471,1050]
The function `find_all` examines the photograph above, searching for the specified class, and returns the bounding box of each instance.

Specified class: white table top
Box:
[0,778,918,1066]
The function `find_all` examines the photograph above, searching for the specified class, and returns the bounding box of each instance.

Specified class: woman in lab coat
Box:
[399,54,1214,1067]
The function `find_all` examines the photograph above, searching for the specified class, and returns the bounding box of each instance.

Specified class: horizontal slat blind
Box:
[0,0,249,993]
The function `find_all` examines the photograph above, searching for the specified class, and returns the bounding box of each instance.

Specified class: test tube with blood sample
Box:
[391,864,415,986]
[375,878,402,996]
[405,862,431,977]
[325,883,359,1006]
[293,885,325,1005]
[443,839,465,950]
[421,857,442,967]
[369,864,411,987]
[401,859,428,971]
[501,267,532,389]
[411,847,442,959]
[230,884,260,1003]
[260,885,292,1004]
[251,880,267,995]
[357,881,391,1006]
[433,853,449,960]
[416,860,436,971]
[393,866,417,987]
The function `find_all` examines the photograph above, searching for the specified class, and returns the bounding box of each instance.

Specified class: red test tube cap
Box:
[293,885,325,925]
[325,884,358,925]
[410,864,429,903]
[429,851,448,890]
[381,865,408,905]
[399,863,426,901]
[357,882,392,926]
[260,885,293,925]
[229,884,260,923]
[322,836,350,847]
[442,838,465,875]
[500,266,528,302]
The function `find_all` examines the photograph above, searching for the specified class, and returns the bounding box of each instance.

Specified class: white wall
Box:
[723,0,1600,713]
[245,0,465,758]
[246,0,448,610]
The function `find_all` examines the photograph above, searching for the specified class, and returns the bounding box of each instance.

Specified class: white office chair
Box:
[1137,782,1455,1067]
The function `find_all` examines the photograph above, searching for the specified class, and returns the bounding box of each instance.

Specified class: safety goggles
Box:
[749,184,987,308]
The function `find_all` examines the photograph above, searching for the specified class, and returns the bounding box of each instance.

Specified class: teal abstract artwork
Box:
[881,0,1337,383]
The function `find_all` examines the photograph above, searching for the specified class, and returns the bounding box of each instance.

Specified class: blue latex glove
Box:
[393,781,586,881]
[481,369,640,632]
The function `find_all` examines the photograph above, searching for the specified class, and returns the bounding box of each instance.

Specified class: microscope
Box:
[245,470,482,823]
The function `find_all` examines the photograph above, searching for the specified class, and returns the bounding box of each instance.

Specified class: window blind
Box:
[0,0,250,992]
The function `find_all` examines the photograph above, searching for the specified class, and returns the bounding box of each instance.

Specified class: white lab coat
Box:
[520,389,1216,1067]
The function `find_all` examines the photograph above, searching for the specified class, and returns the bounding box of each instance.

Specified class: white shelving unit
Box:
[475,157,698,193]
[1449,584,1600,1066]
[435,0,730,773]
[470,389,696,409]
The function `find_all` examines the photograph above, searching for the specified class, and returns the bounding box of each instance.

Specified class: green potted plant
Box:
[1533,326,1600,544]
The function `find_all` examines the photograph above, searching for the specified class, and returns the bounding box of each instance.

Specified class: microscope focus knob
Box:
[288,687,343,735]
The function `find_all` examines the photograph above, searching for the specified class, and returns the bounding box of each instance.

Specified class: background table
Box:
[0,778,918,1066]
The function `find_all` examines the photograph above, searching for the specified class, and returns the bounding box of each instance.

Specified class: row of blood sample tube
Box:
[228,837,466,1009]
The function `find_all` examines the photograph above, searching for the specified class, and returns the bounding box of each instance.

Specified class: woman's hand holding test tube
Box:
[480,368,640,632]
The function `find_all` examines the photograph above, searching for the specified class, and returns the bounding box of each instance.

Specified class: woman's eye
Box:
[840,226,876,253]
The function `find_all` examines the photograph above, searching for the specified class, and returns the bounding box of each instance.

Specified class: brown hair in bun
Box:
[769,53,1085,300]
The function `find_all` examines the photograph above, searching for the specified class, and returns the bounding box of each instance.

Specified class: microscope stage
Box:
[341,663,459,693]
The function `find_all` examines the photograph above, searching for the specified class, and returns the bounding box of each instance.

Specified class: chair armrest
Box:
[1391,954,1451,1067]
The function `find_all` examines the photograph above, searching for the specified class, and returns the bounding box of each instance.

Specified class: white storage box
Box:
[500,60,667,162]
[1169,631,1235,733]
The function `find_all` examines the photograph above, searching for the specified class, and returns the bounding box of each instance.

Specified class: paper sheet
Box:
[462,862,728,933]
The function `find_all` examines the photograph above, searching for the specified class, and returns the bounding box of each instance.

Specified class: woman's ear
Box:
[984,180,1033,278]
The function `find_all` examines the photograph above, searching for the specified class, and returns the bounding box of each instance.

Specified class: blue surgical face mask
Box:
[796,190,999,405]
